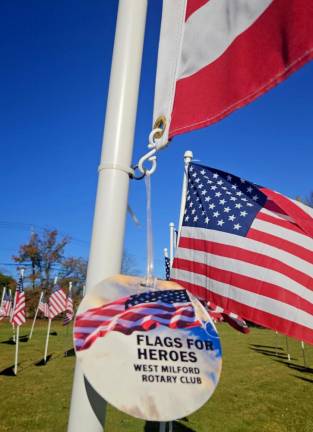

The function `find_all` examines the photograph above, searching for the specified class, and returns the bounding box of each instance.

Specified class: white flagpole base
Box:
[14,326,20,375]
[44,319,51,363]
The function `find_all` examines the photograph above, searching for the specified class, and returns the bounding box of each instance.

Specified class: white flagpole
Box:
[301,341,306,367]
[44,318,52,364]
[10,289,16,343]
[29,291,43,340]
[163,248,168,258]
[178,151,193,237]
[68,1,147,430]
[285,336,291,362]
[14,325,20,375]
[169,222,175,266]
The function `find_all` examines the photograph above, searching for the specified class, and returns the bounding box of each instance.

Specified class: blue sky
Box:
[0,1,312,280]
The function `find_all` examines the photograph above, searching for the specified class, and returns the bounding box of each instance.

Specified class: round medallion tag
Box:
[74,275,222,421]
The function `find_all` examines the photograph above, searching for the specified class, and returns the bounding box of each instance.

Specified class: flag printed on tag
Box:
[74,290,201,352]
[172,162,313,345]
[153,0,313,146]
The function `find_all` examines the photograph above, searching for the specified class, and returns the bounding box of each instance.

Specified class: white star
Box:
[206,179,213,184]
[223,206,231,213]
[195,178,200,183]
[185,216,189,221]
[189,202,193,208]
[236,191,243,196]
[217,180,223,185]
[241,197,247,202]
[252,195,259,201]
[215,191,222,197]
[191,209,196,214]
[204,217,210,224]
[213,173,219,179]
[247,203,254,207]
[213,211,220,218]
[222,186,228,191]
[247,186,253,193]
[200,169,205,175]
[201,211,205,215]
[219,199,226,205]
[227,175,232,181]
[193,216,198,222]
[240,178,246,183]
[205,196,211,202]
[210,185,217,190]
[192,173,197,178]
[226,191,232,195]
[217,219,225,226]
[230,196,237,201]
[228,214,236,221]
[201,190,207,195]
[209,203,215,210]
[190,166,194,172]
[235,203,242,209]
[231,184,237,190]
[234,223,242,230]
[186,195,191,201]
[198,183,204,189]
[240,211,248,217]
[198,204,202,208]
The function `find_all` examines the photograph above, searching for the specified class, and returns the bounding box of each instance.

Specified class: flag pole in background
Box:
[10,288,16,342]
[169,222,175,266]
[44,318,52,364]
[67,1,148,430]
[178,150,193,236]
[301,341,307,368]
[29,291,43,340]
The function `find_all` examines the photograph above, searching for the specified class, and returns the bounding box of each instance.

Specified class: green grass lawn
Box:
[0,320,312,431]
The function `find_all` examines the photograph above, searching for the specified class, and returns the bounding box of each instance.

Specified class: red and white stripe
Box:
[11,292,26,326]
[172,195,313,345]
[63,296,74,326]
[49,288,67,319]
[153,0,313,147]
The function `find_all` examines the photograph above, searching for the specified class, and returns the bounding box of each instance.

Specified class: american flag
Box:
[11,275,26,326]
[74,289,201,352]
[0,289,12,319]
[49,283,67,319]
[63,291,74,326]
[165,256,171,281]
[39,292,50,318]
[172,162,313,345]
[206,302,249,334]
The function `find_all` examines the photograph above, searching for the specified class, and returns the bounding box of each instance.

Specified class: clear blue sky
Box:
[0,1,312,279]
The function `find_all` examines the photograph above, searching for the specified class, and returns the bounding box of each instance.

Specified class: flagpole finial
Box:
[184,150,193,161]
[163,248,168,257]
[20,267,25,278]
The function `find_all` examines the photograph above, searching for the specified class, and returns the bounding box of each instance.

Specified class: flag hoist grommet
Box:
[73,274,222,422]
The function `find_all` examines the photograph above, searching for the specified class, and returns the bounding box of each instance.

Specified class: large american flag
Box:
[74,289,201,352]
[11,275,26,326]
[49,283,67,319]
[63,291,74,326]
[171,162,313,345]
[39,292,50,319]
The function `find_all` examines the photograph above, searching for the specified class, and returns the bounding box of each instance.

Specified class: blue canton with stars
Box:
[126,290,190,308]
[183,163,267,236]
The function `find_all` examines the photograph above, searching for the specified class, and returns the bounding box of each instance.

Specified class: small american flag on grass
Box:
[63,292,74,326]
[1,289,12,318]
[74,289,201,352]
[39,292,50,318]
[49,283,66,319]
[11,275,26,326]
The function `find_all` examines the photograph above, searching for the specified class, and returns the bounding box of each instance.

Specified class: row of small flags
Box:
[0,270,75,375]
[0,274,74,326]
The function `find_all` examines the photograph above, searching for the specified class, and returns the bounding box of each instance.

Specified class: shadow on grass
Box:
[0,365,16,376]
[250,344,283,350]
[35,354,52,366]
[50,331,58,336]
[274,359,313,374]
[250,346,290,360]
[144,421,195,432]
[1,334,29,345]
[64,348,75,357]
[294,375,313,384]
